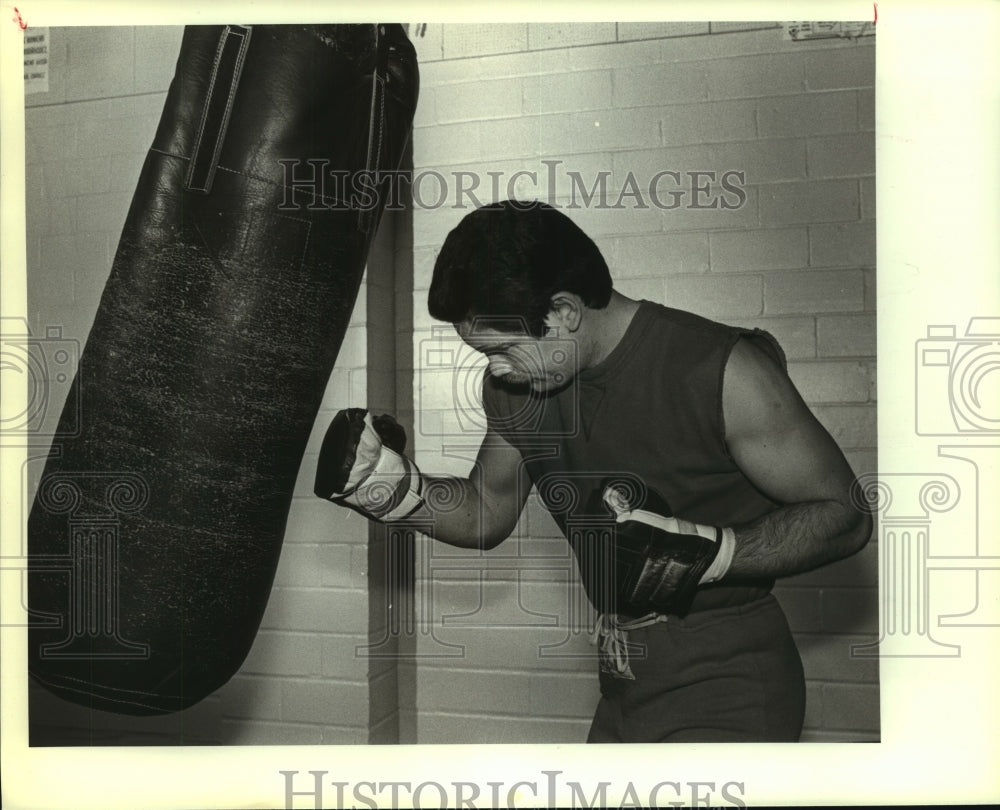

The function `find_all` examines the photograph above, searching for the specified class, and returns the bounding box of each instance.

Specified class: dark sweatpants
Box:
[587,594,805,743]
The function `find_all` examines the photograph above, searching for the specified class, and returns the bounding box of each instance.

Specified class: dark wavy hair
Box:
[427,200,613,337]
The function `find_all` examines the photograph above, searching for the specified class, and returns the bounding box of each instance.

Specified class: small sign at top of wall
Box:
[783,21,875,41]
[24,27,49,94]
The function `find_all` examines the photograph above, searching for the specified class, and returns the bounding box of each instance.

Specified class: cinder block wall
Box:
[408,23,878,743]
[23,26,392,745]
[23,21,878,746]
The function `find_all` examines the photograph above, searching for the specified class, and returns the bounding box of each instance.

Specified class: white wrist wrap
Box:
[609,501,736,586]
[340,445,423,521]
[699,527,736,584]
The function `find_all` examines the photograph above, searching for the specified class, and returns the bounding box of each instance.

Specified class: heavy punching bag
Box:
[28,24,418,716]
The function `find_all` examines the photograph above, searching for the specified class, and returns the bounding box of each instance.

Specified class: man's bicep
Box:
[723,337,859,507]
[469,428,531,543]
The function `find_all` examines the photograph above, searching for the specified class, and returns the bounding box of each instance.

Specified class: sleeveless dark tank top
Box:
[482,300,785,615]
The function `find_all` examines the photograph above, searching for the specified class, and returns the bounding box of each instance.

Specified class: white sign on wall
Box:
[24,27,49,94]
[784,21,876,41]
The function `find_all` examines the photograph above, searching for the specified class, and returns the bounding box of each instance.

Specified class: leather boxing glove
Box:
[315,408,424,521]
[601,484,736,616]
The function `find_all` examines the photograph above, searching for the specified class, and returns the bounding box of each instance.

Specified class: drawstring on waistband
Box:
[591,612,669,679]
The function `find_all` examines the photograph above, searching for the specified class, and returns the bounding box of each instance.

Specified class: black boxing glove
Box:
[601,484,736,616]
[314,408,424,522]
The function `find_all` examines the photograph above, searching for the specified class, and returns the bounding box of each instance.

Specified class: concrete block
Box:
[281,678,369,726]
[803,44,876,91]
[860,177,876,219]
[259,587,368,634]
[710,227,809,272]
[618,22,710,41]
[542,107,663,154]
[529,23,617,50]
[273,543,323,588]
[417,710,589,744]
[821,682,880,731]
[434,77,524,124]
[217,674,283,721]
[240,631,323,677]
[133,26,183,94]
[409,23,444,64]
[522,70,613,115]
[664,273,763,318]
[74,191,131,234]
[528,672,601,718]
[817,313,877,357]
[758,179,859,226]
[441,24,528,60]
[64,27,135,102]
[859,88,875,131]
[614,139,807,188]
[415,625,597,673]
[613,61,708,108]
[763,269,865,315]
[662,99,757,145]
[222,719,324,745]
[809,220,876,268]
[419,45,568,87]
[25,122,76,166]
[807,132,876,178]
[322,634,373,678]
[412,121,482,168]
[611,232,710,276]
[705,52,809,100]
[417,668,534,714]
[758,91,858,137]
[77,113,157,158]
[658,184,757,231]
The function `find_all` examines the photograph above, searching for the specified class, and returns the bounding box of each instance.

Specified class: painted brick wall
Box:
[23,26,388,745]
[408,23,878,743]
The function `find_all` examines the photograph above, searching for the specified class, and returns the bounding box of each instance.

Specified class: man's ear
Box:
[545,291,584,334]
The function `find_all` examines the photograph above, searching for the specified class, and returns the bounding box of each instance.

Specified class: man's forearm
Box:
[727,500,872,579]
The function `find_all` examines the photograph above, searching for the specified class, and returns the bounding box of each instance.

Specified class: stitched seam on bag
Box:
[185,25,252,194]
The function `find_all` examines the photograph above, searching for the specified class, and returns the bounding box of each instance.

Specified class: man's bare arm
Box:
[404,429,531,550]
[722,337,873,579]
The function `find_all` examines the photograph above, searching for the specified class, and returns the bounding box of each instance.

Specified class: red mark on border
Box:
[13,6,28,30]
[873,3,878,25]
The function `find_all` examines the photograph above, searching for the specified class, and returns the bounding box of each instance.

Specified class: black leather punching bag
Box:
[28,24,418,716]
